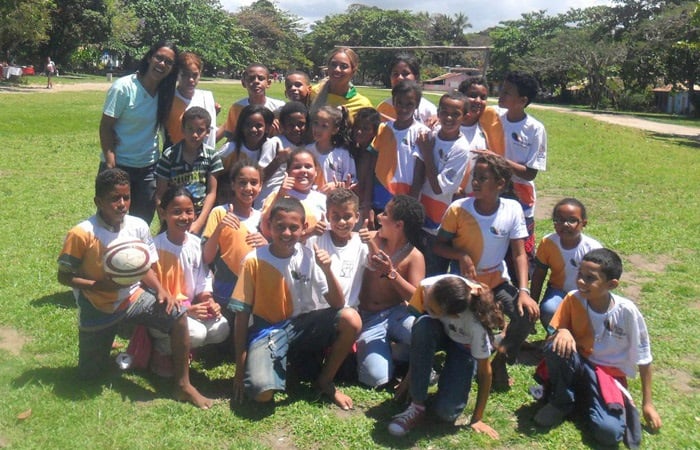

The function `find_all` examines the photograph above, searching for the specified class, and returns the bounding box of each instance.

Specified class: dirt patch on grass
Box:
[0,326,27,356]
[619,254,675,300]
[656,368,699,395]
[534,194,559,221]
[261,427,298,450]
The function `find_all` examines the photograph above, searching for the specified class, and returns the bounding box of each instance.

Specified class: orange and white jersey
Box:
[535,233,603,292]
[57,214,157,313]
[153,232,211,306]
[419,132,470,234]
[499,107,547,218]
[202,205,262,277]
[372,120,429,209]
[231,243,329,324]
[437,197,527,288]
[551,291,652,377]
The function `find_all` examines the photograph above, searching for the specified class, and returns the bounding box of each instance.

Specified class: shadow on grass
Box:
[11,365,160,403]
[650,133,700,147]
[30,291,76,310]
[363,396,469,448]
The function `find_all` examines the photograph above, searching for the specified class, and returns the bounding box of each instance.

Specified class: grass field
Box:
[0,79,699,449]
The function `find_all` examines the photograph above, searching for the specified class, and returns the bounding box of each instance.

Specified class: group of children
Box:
[57,54,661,447]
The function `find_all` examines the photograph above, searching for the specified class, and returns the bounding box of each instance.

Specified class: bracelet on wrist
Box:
[519,287,531,295]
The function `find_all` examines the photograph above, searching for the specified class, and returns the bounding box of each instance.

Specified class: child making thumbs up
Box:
[202,159,267,309]
[230,195,361,410]
[305,188,369,308]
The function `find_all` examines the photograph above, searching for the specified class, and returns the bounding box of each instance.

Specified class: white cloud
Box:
[221,0,614,32]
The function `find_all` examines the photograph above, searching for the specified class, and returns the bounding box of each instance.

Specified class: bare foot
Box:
[317,382,353,410]
[174,383,213,410]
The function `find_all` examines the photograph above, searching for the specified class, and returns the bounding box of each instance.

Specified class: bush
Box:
[617,89,653,112]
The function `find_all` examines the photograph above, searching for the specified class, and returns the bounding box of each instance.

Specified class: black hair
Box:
[391,79,422,104]
[158,185,194,233]
[438,91,467,113]
[389,54,421,79]
[457,76,488,95]
[287,147,319,174]
[582,248,623,281]
[352,107,381,132]
[285,70,310,84]
[182,106,212,129]
[137,41,179,130]
[279,101,308,126]
[312,105,350,148]
[387,195,425,248]
[269,196,306,223]
[229,155,262,181]
[552,197,588,221]
[326,187,359,211]
[503,71,539,106]
[243,63,269,80]
[95,168,130,198]
[233,104,274,156]
[474,153,512,187]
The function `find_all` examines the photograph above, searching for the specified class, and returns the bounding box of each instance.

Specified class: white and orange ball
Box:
[103,238,151,285]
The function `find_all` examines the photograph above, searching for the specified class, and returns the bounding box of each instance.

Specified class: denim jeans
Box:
[539,286,567,332]
[408,315,476,422]
[543,340,626,446]
[356,303,414,387]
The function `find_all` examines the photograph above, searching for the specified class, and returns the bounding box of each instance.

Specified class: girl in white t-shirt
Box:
[306,105,356,193]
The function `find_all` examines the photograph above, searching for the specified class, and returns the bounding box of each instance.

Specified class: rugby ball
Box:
[103,238,152,285]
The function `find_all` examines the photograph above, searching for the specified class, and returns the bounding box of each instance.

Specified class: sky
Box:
[220,0,615,32]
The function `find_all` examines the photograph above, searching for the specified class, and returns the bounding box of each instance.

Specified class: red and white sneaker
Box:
[388,403,425,437]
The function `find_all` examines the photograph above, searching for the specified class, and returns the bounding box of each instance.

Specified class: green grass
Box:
[1,83,699,449]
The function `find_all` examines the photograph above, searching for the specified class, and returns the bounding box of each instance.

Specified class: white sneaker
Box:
[388,403,425,437]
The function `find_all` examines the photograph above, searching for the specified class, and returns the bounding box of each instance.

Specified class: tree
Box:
[234,0,310,72]
[488,10,568,81]
[304,5,425,83]
[126,0,252,74]
[0,0,54,64]
[665,3,700,114]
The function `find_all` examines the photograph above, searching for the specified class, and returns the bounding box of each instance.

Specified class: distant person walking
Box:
[45,57,56,89]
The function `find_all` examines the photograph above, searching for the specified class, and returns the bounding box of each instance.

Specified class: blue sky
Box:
[221,0,614,32]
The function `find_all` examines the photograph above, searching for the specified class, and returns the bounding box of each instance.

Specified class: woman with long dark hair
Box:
[99,41,179,225]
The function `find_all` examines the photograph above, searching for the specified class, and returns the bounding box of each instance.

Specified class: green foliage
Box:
[233,0,311,72]
[42,0,111,65]
[0,85,699,449]
[0,0,54,63]
[304,5,426,83]
[125,0,253,74]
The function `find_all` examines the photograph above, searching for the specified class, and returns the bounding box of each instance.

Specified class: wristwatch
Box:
[386,269,398,280]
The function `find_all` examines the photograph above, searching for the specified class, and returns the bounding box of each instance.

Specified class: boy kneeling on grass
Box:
[534,248,661,447]
[57,168,212,409]
[230,196,361,410]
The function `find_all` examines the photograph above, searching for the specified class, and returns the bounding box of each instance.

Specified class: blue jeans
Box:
[493,282,531,362]
[539,286,566,331]
[543,340,626,446]
[356,303,414,387]
[409,315,476,421]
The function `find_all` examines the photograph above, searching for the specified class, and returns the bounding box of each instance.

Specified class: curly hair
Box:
[429,276,505,331]
[95,168,130,198]
[387,195,425,248]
